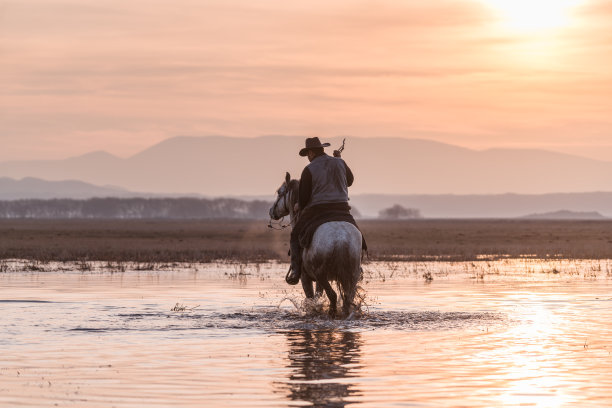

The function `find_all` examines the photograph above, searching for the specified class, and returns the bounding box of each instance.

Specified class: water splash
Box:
[66,307,503,334]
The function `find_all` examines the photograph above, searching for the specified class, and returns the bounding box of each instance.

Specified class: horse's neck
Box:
[288,182,300,226]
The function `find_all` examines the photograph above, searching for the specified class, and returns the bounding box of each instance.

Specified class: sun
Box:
[482,0,585,32]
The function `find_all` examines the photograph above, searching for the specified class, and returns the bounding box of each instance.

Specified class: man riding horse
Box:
[286,137,360,285]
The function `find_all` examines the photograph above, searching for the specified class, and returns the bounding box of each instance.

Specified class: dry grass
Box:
[0,219,611,263]
[360,219,612,261]
[0,219,288,263]
[170,302,200,312]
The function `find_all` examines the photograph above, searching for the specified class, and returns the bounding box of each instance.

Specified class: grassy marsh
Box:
[0,219,611,264]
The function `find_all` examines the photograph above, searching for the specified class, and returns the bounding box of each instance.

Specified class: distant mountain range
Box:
[0,177,130,200]
[522,210,608,220]
[1,136,612,196]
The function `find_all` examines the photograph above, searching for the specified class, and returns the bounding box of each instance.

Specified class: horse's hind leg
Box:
[315,282,324,298]
[317,278,337,318]
[342,294,351,317]
[342,289,357,317]
[301,274,314,299]
[340,260,361,317]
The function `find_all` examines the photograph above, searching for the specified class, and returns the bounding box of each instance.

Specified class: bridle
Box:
[268,182,298,230]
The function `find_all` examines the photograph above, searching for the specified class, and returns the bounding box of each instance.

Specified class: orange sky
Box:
[1,0,612,161]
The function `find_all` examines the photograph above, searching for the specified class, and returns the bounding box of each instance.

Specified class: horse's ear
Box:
[285,172,290,184]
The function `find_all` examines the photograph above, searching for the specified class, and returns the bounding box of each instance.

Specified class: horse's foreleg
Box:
[317,278,337,318]
[301,273,314,299]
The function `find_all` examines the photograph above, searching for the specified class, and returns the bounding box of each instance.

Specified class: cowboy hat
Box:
[299,137,331,156]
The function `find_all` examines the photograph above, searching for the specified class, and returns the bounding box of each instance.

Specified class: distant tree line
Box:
[0,198,273,219]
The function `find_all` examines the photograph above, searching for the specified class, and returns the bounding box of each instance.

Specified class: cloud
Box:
[1,0,612,161]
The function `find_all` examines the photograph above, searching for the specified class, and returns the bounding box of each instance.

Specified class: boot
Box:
[286,240,302,285]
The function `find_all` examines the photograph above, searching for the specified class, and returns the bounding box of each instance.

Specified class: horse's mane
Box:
[287,179,300,204]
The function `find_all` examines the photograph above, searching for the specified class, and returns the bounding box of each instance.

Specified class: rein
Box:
[268,217,290,230]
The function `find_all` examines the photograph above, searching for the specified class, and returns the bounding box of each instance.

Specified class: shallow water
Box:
[2,260,612,407]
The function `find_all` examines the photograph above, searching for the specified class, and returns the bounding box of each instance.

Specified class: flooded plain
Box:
[2,259,612,407]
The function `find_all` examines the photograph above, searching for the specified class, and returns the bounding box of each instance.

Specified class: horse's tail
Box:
[332,234,362,315]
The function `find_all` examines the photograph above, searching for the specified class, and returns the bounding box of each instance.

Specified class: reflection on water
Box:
[280,330,362,408]
[2,260,612,407]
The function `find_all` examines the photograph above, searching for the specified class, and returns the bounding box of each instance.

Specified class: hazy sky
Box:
[2,0,612,161]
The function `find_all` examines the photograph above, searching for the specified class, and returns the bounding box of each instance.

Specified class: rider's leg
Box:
[286,232,302,285]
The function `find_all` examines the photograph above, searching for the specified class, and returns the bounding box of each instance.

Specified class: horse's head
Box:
[269,172,295,220]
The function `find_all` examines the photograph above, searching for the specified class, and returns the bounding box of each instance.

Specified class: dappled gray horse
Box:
[269,172,362,317]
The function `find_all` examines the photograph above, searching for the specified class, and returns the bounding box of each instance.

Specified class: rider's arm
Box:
[298,167,312,209]
[344,161,354,187]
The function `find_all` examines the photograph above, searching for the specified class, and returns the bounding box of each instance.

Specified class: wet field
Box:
[2,259,612,407]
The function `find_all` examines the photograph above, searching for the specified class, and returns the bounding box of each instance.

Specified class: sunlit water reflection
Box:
[1,260,612,407]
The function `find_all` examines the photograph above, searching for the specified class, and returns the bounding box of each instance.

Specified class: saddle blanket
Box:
[296,202,367,251]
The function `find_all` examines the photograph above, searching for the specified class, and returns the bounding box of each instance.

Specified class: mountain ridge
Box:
[0,177,130,200]
[521,210,608,220]
[1,135,611,196]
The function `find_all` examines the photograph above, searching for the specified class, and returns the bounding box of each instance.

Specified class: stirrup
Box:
[285,265,300,285]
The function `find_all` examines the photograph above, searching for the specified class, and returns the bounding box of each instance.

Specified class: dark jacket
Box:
[298,153,354,210]
[291,153,359,248]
